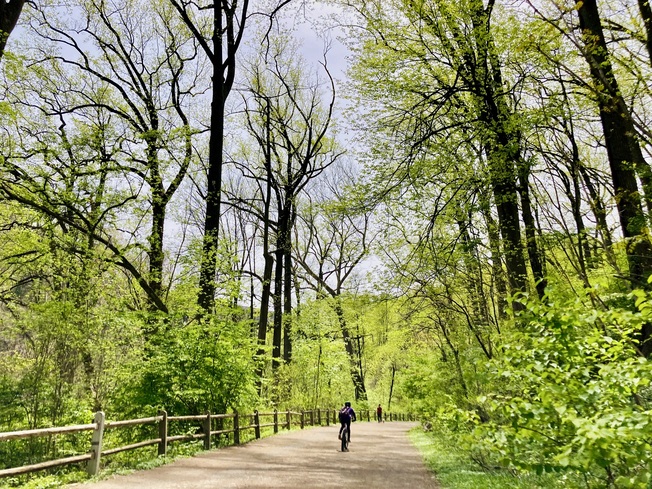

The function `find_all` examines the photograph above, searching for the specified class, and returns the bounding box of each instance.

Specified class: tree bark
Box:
[570,159,592,280]
[283,200,297,363]
[283,243,292,363]
[197,7,226,313]
[638,0,652,67]
[256,101,275,376]
[518,160,547,299]
[480,193,508,322]
[169,1,249,314]
[469,0,529,301]
[578,164,616,267]
[0,0,25,61]
[576,0,652,289]
[334,300,367,401]
[577,0,652,357]
[272,243,284,369]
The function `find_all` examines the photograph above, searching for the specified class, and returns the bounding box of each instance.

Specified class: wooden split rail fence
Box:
[0,409,414,479]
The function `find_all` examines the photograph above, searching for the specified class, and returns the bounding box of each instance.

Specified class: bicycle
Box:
[340,424,349,452]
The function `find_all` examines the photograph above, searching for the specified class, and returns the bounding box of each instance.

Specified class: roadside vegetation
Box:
[1,0,652,487]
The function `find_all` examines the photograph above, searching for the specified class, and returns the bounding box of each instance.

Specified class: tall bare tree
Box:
[234,35,340,370]
[295,168,374,400]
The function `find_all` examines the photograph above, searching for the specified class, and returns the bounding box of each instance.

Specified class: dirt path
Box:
[70,421,439,489]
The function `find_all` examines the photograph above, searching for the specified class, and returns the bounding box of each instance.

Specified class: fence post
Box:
[326,408,329,426]
[234,411,240,445]
[158,410,167,456]
[286,410,291,430]
[87,411,105,476]
[300,411,304,429]
[203,412,212,450]
[317,409,321,426]
[274,409,279,434]
[254,410,261,439]
[310,410,314,426]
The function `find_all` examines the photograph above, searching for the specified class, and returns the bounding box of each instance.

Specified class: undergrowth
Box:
[409,428,579,489]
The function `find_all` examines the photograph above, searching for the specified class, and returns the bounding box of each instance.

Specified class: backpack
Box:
[338,406,351,423]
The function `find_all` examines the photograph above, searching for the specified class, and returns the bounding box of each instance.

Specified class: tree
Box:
[337,0,541,305]
[0,0,25,61]
[295,167,374,400]
[1,0,202,314]
[235,34,340,369]
[574,0,652,290]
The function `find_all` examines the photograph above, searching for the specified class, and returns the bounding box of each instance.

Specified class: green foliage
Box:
[410,428,573,489]
[271,298,352,409]
[116,308,259,417]
[0,300,144,470]
[473,291,652,487]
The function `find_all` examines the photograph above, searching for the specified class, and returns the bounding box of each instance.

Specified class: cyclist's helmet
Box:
[345,401,351,407]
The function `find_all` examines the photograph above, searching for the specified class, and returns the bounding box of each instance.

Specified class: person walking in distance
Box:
[376,404,383,423]
[338,402,356,447]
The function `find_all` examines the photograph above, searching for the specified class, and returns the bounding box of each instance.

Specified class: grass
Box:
[409,428,577,489]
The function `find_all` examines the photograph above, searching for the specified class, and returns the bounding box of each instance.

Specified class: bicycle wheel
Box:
[341,427,348,452]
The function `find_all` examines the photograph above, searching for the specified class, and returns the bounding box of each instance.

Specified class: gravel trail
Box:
[70,421,440,489]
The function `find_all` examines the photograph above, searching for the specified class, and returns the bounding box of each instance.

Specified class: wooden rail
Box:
[0,408,415,479]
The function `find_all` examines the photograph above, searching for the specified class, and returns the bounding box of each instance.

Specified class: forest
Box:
[1,0,652,487]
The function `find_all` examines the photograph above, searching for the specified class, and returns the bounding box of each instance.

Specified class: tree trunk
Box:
[272,245,283,369]
[272,206,290,369]
[387,364,395,411]
[638,0,652,67]
[577,0,652,357]
[256,102,274,377]
[149,199,165,307]
[578,164,616,268]
[257,236,274,361]
[283,245,292,363]
[518,160,547,299]
[437,317,469,401]
[0,0,26,61]
[576,0,652,289]
[455,212,493,356]
[480,194,508,323]
[469,0,528,301]
[334,300,367,401]
[569,162,591,281]
[197,8,226,313]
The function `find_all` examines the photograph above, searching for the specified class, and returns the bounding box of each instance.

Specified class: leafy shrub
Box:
[474,291,652,488]
[115,308,259,418]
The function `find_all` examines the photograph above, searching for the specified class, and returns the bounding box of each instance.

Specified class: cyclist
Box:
[338,401,356,448]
